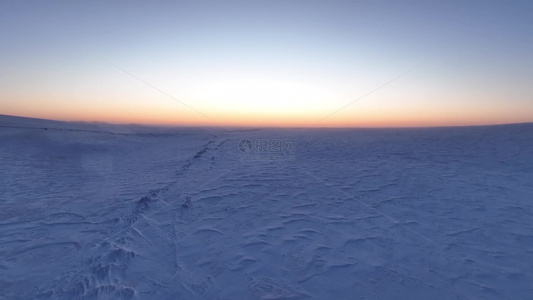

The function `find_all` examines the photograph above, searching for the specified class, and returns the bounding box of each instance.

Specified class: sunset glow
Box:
[1,1,532,127]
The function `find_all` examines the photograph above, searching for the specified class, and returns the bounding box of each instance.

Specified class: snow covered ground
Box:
[1,115,532,299]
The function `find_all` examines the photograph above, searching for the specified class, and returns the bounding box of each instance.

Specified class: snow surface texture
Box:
[1,115,532,299]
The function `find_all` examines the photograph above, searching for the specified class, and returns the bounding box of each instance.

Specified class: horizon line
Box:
[1,113,532,131]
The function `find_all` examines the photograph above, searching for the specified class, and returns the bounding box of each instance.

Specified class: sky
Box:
[1,0,532,127]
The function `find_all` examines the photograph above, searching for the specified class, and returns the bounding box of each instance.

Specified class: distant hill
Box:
[0,114,215,135]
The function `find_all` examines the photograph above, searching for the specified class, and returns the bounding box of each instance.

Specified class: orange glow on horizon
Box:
[4,100,532,129]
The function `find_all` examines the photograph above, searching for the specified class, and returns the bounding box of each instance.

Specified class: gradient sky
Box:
[1,0,532,127]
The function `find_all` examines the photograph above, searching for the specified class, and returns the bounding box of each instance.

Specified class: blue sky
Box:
[1,0,532,126]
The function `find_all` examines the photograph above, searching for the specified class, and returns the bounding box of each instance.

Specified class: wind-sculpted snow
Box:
[1,117,532,299]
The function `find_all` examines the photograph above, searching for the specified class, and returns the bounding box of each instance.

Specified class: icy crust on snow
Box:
[1,117,532,299]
